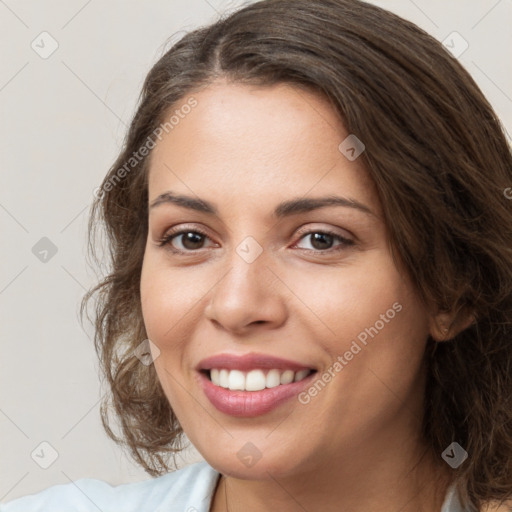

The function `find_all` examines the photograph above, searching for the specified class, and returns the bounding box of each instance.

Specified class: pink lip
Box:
[196,353,317,417]
[196,352,314,372]
[197,371,316,417]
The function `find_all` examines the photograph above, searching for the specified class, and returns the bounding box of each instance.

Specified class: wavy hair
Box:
[81,1,512,509]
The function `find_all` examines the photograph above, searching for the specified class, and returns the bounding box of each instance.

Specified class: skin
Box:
[140,80,458,512]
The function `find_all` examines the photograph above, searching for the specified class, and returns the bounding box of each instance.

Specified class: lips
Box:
[197,352,315,372]
[196,352,317,417]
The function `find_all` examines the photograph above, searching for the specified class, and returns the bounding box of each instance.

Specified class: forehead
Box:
[147,80,381,218]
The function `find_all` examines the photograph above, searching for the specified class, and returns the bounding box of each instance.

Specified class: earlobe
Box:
[429,309,476,342]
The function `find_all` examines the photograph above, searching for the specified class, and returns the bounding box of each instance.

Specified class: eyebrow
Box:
[149,192,375,218]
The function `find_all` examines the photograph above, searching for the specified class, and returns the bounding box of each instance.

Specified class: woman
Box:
[3,0,511,510]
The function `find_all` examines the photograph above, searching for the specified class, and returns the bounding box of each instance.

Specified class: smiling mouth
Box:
[201,368,316,392]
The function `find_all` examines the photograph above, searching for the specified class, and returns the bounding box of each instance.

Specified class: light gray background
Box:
[1,0,511,502]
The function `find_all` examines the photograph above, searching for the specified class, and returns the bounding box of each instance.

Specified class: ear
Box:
[429,307,476,342]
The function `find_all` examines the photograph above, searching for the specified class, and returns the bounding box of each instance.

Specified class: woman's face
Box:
[141,80,437,479]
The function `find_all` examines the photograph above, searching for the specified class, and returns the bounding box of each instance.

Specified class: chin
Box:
[196,439,311,480]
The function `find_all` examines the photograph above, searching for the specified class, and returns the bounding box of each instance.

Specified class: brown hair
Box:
[82,0,512,509]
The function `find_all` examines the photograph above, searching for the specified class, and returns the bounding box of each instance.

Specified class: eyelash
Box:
[157,226,354,256]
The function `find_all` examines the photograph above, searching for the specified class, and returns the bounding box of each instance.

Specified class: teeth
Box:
[245,369,266,391]
[280,370,295,385]
[266,369,281,388]
[294,369,310,382]
[208,368,312,391]
[228,370,245,390]
[219,369,229,388]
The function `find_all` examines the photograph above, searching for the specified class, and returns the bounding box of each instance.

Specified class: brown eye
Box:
[176,232,207,250]
[158,228,215,253]
[309,232,335,250]
[294,230,354,252]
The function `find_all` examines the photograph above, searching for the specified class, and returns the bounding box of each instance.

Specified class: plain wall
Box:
[1,0,511,502]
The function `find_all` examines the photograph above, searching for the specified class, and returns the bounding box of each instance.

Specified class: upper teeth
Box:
[209,368,312,391]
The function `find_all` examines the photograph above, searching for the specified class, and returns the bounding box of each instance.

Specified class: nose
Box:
[204,248,288,335]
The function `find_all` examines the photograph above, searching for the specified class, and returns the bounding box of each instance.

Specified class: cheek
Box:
[139,250,220,402]
[289,256,429,438]
[139,253,201,416]
[140,251,206,343]
[288,251,430,406]
[289,252,426,345]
